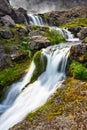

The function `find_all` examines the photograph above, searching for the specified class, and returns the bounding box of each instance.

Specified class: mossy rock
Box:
[30,50,47,83]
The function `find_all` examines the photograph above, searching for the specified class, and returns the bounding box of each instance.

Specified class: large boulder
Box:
[69,43,87,62]
[29,35,50,50]
[10,8,28,24]
[0,15,15,27]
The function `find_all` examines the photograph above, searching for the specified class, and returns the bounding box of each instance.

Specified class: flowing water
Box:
[0,15,80,130]
[28,14,44,25]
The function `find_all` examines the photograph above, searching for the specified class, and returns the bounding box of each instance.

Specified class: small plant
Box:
[69,61,87,80]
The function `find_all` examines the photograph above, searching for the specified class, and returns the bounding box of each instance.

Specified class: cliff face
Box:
[10,0,87,13]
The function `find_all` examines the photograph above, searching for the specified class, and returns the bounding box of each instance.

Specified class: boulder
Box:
[0,15,15,27]
[10,8,27,24]
[0,29,14,39]
[0,0,12,16]
[69,43,87,62]
[29,35,50,50]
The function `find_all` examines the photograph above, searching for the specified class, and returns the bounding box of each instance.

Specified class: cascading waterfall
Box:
[0,24,80,130]
[28,14,44,25]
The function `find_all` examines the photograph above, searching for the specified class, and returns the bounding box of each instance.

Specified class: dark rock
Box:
[0,29,14,39]
[0,0,12,16]
[16,27,28,40]
[68,26,82,37]
[10,8,27,24]
[11,52,28,62]
[0,15,15,27]
[0,45,9,70]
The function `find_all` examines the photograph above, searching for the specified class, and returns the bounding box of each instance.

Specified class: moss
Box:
[85,37,87,43]
[30,51,47,83]
[45,29,66,45]
[15,24,26,30]
[26,77,87,125]
[0,59,31,102]
[61,18,87,28]
[69,61,87,80]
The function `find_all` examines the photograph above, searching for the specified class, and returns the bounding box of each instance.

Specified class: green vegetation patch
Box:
[0,59,31,101]
[69,61,87,80]
[30,51,47,83]
[61,18,87,28]
[45,29,66,45]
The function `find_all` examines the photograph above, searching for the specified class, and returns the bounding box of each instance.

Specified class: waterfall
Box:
[0,62,35,114]
[0,39,80,130]
[28,14,44,25]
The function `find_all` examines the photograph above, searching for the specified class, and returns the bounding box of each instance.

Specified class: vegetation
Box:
[26,77,87,126]
[0,59,31,101]
[69,61,87,80]
[61,18,87,28]
[30,51,47,83]
[45,29,66,45]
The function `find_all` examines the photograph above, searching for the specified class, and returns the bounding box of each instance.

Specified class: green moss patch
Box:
[61,18,87,28]
[30,51,47,83]
[69,61,87,80]
[0,59,31,101]
[45,29,66,45]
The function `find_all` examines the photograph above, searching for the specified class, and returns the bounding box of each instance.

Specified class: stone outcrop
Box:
[69,43,87,63]
[29,29,50,50]
[0,0,12,16]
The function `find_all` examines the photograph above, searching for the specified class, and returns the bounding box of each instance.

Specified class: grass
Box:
[61,18,87,28]
[45,29,66,45]
[0,59,31,101]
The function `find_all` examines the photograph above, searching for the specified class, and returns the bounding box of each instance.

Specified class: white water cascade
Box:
[28,14,44,25]
[0,28,80,130]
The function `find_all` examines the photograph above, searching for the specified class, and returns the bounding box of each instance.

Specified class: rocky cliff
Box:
[10,0,87,13]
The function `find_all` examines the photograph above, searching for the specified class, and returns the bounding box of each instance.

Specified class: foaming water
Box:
[0,27,80,130]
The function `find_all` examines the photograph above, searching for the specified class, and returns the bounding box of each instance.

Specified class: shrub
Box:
[69,61,87,80]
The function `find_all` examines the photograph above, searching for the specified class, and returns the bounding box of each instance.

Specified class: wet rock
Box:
[68,26,82,37]
[0,29,14,39]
